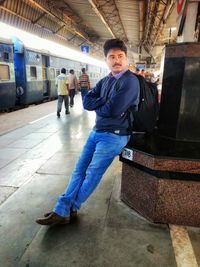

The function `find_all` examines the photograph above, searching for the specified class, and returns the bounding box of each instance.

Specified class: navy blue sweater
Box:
[83,70,140,135]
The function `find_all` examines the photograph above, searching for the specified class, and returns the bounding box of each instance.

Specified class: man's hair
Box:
[81,68,86,73]
[70,69,74,74]
[103,39,127,57]
[61,68,66,74]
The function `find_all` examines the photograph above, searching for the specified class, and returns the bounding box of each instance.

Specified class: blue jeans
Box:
[53,130,129,217]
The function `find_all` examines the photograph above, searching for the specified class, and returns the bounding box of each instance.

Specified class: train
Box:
[0,37,108,111]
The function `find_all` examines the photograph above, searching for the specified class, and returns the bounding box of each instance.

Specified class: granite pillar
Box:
[158,42,200,142]
[120,43,200,227]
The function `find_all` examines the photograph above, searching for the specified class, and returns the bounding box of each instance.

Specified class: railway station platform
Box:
[0,95,200,267]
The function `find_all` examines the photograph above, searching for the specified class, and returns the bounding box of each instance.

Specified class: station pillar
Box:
[120,41,200,227]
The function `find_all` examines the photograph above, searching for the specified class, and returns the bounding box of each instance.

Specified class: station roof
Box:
[0,0,178,66]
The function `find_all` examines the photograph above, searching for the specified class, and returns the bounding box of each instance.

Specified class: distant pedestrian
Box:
[68,69,78,107]
[140,69,145,77]
[55,68,70,117]
[135,68,140,75]
[79,68,90,102]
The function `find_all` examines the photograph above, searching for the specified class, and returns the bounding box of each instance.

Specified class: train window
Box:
[30,66,37,80]
[4,52,9,62]
[0,64,10,80]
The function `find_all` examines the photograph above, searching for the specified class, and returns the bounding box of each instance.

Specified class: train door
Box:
[12,38,26,106]
[42,55,50,99]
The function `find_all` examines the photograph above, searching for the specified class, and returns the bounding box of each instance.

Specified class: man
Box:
[36,39,140,225]
[140,69,145,77]
[135,68,140,75]
[56,68,70,117]
[68,69,78,107]
[79,67,90,101]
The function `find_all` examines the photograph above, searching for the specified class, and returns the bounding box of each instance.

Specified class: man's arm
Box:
[96,77,140,118]
[83,78,106,111]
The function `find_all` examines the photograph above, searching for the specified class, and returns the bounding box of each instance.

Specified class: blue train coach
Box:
[0,37,108,112]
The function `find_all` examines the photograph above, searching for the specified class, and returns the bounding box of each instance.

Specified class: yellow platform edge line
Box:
[169,224,199,267]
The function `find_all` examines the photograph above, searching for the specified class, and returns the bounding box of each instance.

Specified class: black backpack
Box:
[128,73,159,133]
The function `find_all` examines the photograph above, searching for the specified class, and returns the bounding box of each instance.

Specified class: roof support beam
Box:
[139,0,145,44]
[68,34,77,42]
[53,24,65,34]
[28,0,92,43]
[32,11,46,24]
[88,0,128,42]
[142,0,176,54]
[151,0,175,48]
[88,0,115,38]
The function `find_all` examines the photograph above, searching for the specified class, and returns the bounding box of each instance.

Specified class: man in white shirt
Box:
[68,69,78,107]
[55,68,69,117]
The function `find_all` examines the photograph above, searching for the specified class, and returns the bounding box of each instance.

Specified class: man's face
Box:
[105,48,128,75]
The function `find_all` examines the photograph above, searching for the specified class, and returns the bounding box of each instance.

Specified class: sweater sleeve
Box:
[96,76,140,118]
[83,78,106,111]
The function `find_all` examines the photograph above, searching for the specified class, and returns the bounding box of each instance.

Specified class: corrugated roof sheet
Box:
[115,0,140,45]
[62,0,112,40]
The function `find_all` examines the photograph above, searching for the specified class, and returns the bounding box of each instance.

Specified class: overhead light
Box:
[0,22,108,68]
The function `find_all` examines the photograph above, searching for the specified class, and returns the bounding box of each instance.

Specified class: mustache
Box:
[112,64,121,67]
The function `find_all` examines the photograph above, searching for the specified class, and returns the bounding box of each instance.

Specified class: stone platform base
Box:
[121,162,200,227]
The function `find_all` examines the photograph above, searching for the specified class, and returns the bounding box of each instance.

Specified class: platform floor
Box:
[0,94,199,267]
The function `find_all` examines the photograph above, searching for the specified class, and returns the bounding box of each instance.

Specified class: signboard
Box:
[121,148,134,161]
[136,63,146,70]
[81,45,90,54]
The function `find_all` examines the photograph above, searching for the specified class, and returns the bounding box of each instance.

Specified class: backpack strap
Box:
[127,106,135,133]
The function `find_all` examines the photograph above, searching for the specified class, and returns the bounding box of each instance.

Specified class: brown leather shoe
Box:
[36,212,70,225]
[44,209,78,219]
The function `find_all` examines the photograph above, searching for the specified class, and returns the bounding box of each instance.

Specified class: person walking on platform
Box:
[68,69,78,107]
[78,67,90,102]
[140,69,145,77]
[135,68,140,75]
[56,68,70,117]
[36,38,140,226]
